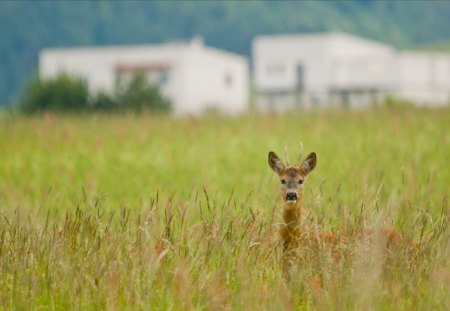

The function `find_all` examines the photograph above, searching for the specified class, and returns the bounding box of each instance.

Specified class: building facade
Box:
[253,32,450,110]
[396,52,450,106]
[40,38,249,115]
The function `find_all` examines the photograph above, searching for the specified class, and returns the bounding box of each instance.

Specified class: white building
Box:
[40,38,249,115]
[396,51,450,106]
[253,32,450,110]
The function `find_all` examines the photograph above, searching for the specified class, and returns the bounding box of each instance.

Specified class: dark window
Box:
[296,65,304,92]
[224,73,233,88]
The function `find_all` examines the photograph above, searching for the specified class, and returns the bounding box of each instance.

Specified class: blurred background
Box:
[1,0,450,112]
[1,2,450,309]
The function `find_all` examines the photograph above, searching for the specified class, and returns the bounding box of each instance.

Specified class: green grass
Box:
[0,107,449,310]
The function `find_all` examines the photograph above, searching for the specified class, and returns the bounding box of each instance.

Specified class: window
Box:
[224,73,233,88]
[296,65,304,91]
[158,71,169,86]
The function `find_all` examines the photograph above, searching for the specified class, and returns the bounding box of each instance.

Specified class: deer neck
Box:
[282,198,302,230]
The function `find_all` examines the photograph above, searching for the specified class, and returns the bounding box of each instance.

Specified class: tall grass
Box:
[0,107,449,309]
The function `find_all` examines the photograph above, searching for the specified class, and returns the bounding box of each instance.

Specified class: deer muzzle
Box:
[285,192,298,203]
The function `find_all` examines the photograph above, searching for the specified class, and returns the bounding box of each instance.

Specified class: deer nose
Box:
[285,192,298,201]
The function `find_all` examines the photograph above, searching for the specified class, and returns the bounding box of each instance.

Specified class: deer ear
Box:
[300,152,316,175]
[268,151,285,175]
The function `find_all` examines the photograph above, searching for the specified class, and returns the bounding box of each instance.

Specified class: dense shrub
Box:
[382,95,414,108]
[90,91,119,111]
[19,73,171,114]
[115,73,171,113]
[19,74,89,113]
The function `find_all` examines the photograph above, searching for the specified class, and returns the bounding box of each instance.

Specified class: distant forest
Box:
[2,1,450,106]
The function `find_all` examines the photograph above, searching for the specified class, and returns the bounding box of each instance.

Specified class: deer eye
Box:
[281,179,286,185]
[298,179,304,184]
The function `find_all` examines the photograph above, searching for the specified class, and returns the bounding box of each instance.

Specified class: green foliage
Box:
[19,73,170,114]
[19,74,89,113]
[2,1,450,105]
[416,40,450,52]
[382,95,415,109]
[115,73,171,113]
[0,108,449,309]
[90,91,118,111]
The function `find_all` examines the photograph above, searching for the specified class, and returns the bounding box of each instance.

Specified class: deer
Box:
[268,145,408,278]
[268,144,322,276]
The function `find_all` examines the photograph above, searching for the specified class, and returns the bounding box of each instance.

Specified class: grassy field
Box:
[0,107,449,310]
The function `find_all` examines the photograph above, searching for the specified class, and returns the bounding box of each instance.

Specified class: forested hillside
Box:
[1,1,450,105]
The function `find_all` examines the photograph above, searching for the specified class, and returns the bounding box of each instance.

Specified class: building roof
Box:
[253,31,394,53]
[40,37,246,62]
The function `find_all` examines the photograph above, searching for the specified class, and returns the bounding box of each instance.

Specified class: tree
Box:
[19,74,89,113]
[115,73,171,113]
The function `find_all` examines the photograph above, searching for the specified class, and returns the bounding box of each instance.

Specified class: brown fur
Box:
[269,150,317,276]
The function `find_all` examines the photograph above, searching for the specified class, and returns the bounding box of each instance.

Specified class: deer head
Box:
[268,145,317,205]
